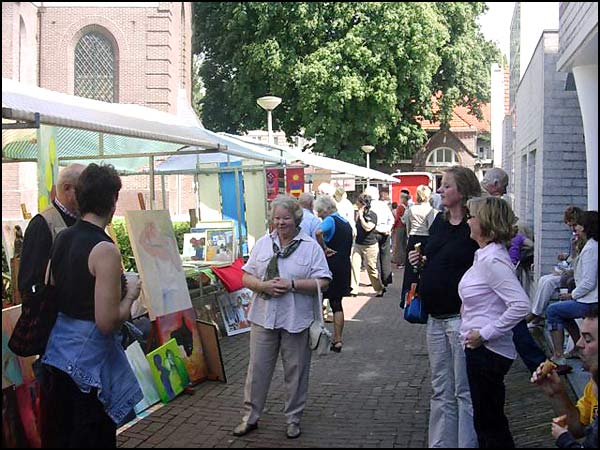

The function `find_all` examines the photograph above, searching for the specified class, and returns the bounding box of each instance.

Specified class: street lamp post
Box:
[257,95,282,145]
[361,145,375,187]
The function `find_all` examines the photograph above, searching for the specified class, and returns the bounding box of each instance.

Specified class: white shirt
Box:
[459,242,530,360]
[402,203,437,236]
[335,197,356,235]
[370,199,395,234]
[299,208,321,240]
[242,230,331,333]
[572,239,598,304]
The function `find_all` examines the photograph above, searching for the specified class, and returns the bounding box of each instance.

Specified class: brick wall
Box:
[2,2,196,222]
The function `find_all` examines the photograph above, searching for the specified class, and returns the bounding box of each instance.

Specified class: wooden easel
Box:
[20,203,32,220]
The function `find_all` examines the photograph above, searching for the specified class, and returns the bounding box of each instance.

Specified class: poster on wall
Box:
[216,288,253,336]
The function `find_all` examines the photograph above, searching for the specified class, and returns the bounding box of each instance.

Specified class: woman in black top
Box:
[315,195,353,352]
[42,164,142,447]
[408,166,481,448]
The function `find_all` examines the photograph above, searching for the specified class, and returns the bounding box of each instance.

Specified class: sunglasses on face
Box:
[464,208,473,221]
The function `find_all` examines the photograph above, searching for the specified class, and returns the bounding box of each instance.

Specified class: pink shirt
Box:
[459,242,530,359]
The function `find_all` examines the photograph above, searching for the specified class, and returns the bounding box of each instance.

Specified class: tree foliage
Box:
[193,2,500,164]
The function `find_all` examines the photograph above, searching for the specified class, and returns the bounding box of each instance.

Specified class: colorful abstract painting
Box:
[146,339,190,403]
[125,210,192,320]
[155,308,208,383]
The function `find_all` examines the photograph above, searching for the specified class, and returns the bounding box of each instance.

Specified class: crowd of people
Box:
[10,162,597,448]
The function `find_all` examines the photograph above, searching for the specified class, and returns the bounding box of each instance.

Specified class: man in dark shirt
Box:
[18,163,85,297]
[17,163,85,447]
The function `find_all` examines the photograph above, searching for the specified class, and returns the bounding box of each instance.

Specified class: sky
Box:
[478,2,516,60]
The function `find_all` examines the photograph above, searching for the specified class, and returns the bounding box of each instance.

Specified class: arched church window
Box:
[74,31,116,102]
[426,147,459,166]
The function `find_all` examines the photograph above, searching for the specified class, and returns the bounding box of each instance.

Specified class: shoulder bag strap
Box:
[313,279,324,325]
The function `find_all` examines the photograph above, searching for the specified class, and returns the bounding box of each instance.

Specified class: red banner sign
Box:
[286,167,305,198]
[266,168,279,200]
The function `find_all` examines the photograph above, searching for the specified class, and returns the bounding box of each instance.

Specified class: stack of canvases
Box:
[124,210,226,411]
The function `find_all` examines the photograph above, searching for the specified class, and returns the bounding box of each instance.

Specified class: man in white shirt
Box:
[334,186,356,237]
[365,186,395,288]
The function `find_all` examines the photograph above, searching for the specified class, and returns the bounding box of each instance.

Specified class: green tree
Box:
[193,2,500,165]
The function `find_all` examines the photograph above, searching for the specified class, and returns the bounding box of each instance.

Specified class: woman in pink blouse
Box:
[459,196,530,448]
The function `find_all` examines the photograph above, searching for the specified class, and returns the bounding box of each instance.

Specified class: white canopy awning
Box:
[2,79,283,170]
[223,134,399,183]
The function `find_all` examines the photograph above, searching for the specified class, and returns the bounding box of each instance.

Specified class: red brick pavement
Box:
[118,267,557,448]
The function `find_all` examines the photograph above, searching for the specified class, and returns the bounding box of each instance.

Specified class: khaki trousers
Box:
[351,243,384,293]
[243,324,311,425]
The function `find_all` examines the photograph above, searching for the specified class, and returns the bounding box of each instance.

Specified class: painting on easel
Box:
[125,210,192,320]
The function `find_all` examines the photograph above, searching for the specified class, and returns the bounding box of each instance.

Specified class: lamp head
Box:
[361,145,375,154]
[257,96,282,111]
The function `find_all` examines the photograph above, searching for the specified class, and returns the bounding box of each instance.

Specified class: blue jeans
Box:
[546,300,595,330]
[426,316,478,448]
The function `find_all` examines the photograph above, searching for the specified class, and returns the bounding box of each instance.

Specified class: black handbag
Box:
[8,261,58,357]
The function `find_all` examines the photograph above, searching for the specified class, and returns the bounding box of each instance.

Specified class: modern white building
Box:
[504,2,591,284]
[556,2,598,210]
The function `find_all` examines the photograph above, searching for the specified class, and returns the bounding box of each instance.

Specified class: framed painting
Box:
[216,288,252,336]
[125,210,192,320]
[205,228,235,263]
[146,338,189,403]
[182,232,207,261]
[155,308,208,384]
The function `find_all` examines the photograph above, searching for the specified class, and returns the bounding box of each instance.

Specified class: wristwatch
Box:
[291,279,296,292]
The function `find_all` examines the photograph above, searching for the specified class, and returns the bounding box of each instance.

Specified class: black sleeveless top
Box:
[324,214,353,299]
[51,219,113,321]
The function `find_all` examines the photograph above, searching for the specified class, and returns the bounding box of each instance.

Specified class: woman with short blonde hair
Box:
[460,196,530,448]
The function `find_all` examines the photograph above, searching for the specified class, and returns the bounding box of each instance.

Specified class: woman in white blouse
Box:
[546,210,598,366]
[232,195,331,440]
[459,196,530,448]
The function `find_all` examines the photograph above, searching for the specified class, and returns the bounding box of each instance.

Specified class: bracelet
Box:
[291,279,296,292]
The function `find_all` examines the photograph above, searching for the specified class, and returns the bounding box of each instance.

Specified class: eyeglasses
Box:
[464,208,473,221]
